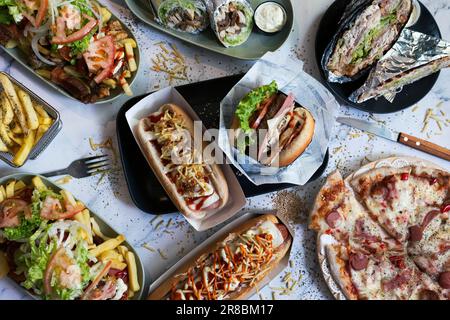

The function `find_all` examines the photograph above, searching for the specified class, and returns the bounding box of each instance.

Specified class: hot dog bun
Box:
[137,103,229,220]
[147,214,292,300]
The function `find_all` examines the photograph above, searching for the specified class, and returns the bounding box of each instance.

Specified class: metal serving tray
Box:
[0,72,62,167]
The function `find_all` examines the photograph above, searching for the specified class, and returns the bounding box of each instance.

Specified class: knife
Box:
[336,117,450,161]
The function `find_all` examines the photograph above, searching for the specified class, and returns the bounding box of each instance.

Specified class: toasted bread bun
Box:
[147,214,292,300]
[137,103,229,220]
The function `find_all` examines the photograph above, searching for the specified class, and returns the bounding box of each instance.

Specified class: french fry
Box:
[0,189,4,202]
[11,122,23,134]
[127,289,134,299]
[14,180,26,192]
[124,43,137,72]
[125,251,140,292]
[35,124,50,144]
[100,7,112,23]
[0,123,13,147]
[33,104,50,119]
[5,180,15,198]
[102,79,117,89]
[120,38,137,48]
[0,136,7,152]
[12,129,35,166]
[117,245,129,257]
[83,210,93,244]
[38,116,53,125]
[100,250,124,263]
[4,39,17,49]
[35,69,51,79]
[0,74,28,134]
[88,234,125,257]
[1,92,14,125]
[31,176,47,190]
[90,217,110,241]
[119,77,132,96]
[17,88,39,130]
[0,185,6,199]
[8,131,23,145]
[60,190,77,206]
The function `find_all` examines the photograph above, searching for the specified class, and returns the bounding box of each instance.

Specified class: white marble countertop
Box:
[0,0,449,300]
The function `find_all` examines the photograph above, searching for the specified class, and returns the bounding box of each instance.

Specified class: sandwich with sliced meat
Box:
[137,103,229,220]
[204,0,254,47]
[147,214,292,300]
[157,0,209,34]
[350,29,450,103]
[323,0,412,82]
[230,81,315,167]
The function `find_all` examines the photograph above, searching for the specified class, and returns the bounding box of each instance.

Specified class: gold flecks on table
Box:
[151,42,188,84]
[142,243,156,252]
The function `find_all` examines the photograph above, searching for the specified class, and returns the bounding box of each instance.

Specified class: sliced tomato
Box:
[83,36,115,84]
[44,247,72,296]
[51,14,97,45]
[35,0,48,27]
[40,196,84,220]
[81,261,112,300]
[0,199,31,228]
[250,94,277,130]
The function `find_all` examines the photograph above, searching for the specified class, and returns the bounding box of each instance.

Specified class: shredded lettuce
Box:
[0,0,23,24]
[235,80,278,134]
[15,222,54,294]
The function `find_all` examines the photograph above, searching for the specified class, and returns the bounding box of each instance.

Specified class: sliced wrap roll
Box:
[322,0,413,83]
[350,29,450,103]
[156,0,209,34]
[204,0,254,47]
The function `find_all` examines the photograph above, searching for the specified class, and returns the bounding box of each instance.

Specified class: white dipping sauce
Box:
[255,2,287,33]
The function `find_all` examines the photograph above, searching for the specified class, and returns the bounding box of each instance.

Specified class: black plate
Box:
[117,74,329,214]
[315,0,442,113]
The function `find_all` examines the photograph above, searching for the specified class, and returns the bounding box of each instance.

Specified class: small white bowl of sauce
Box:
[254,2,287,34]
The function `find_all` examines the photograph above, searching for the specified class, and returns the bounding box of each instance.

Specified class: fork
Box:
[41,155,111,178]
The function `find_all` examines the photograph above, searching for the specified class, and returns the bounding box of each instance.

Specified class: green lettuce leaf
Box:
[235,80,278,133]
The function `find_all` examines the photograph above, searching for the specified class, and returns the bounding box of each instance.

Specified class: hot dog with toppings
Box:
[147,214,292,300]
[137,103,229,220]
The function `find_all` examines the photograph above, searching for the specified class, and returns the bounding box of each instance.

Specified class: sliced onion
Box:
[29,20,51,34]
[31,33,57,66]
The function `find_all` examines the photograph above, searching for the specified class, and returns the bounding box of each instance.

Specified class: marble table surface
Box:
[0,0,449,300]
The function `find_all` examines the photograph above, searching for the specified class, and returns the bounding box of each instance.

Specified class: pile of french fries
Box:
[0,74,54,166]
[0,176,141,298]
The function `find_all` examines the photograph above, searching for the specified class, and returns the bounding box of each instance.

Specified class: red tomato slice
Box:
[0,199,31,228]
[51,14,97,45]
[250,94,277,130]
[40,196,84,220]
[83,36,115,84]
[35,0,48,27]
[44,247,72,296]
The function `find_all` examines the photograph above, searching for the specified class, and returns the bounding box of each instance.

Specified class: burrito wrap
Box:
[204,0,254,47]
[155,0,209,34]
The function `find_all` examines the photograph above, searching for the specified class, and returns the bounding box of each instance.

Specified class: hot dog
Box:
[147,214,292,300]
[230,81,315,167]
[137,103,229,220]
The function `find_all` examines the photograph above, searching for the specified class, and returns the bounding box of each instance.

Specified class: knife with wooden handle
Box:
[337,117,450,161]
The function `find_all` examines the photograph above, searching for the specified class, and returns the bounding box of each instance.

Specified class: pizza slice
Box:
[350,166,449,242]
[310,170,401,255]
[327,244,446,300]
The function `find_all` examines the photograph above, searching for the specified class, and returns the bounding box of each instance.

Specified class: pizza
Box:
[310,164,450,300]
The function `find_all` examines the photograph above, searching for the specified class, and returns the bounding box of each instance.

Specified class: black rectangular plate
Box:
[116,74,329,214]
